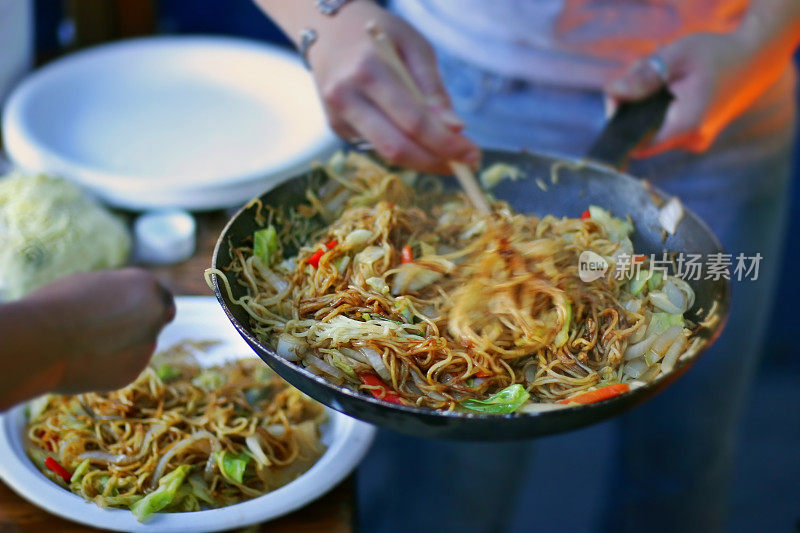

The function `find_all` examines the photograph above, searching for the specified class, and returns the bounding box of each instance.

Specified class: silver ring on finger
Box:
[647,54,670,84]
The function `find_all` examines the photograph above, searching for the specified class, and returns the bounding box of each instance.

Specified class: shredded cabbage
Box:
[479,163,523,189]
[366,276,389,294]
[588,205,634,242]
[630,269,655,296]
[344,228,373,249]
[187,473,216,507]
[130,465,191,522]
[215,451,250,484]
[461,384,530,413]
[553,301,572,348]
[155,363,180,382]
[70,459,91,484]
[26,394,52,421]
[253,225,279,264]
[191,370,226,390]
[309,315,422,346]
[645,312,684,338]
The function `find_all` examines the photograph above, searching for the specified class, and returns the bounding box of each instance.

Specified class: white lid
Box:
[134,209,196,264]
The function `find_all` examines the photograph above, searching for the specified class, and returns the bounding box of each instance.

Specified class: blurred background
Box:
[1,0,798,530]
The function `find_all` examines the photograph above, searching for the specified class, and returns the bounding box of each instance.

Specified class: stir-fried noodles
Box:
[208,152,704,414]
[25,341,326,521]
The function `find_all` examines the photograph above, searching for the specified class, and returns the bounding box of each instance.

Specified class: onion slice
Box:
[625,335,657,360]
[245,434,272,467]
[624,356,649,379]
[76,451,131,465]
[651,325,683,358]
[305,353,344,380]
[661,334,688,373]
[276,334,305,362]
[151,430,221,489]
[658,197,684,235]
[649,292,684,314]
[629,322,647,343]
[265,424,286,437]
[358,346,391,381]
[663,281,686,312]
[668,276,696,310]
[519,402,568,413]
[77,423,167,466]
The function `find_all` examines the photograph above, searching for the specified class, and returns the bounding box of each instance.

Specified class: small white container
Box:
[134,209,197,264]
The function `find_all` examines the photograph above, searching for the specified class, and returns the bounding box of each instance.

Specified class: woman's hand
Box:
[306,2,480,173]
[606,28,795,157]
[19,269,175,395]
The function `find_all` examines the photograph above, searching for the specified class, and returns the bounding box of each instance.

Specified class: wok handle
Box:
[585,87,674,170]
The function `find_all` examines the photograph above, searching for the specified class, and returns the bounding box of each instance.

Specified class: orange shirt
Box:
[394,0,749,89]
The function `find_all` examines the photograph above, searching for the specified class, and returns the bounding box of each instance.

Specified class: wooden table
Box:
[0,212,357,533]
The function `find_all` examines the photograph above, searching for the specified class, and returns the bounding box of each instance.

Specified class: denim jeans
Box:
[357,53,795,533]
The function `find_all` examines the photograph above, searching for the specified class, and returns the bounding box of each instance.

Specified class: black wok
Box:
[210,89,730,440]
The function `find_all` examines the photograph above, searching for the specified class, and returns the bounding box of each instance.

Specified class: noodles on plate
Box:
[25,341,326,521]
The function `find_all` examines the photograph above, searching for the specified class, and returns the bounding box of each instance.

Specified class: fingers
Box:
[399,36,449,106]
[325,112,361,143]
[632,77,713,158]
[107,341,158,391]
[57,341,157,394]
[32,268,174,395]
[320,54,480,173]
[396,35,464,131]
[607,42,718,158]
[101,269,174,350]
[359,60,479,162]
[118,268,175,325]
[136,271,175,341]
[607,57,668,102]
[343,93,456,174]
[157,280,177,324]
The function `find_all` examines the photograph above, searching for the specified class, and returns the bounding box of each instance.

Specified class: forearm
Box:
[253,0,371,47]
[0,301,65,410]
[735,0,800,58]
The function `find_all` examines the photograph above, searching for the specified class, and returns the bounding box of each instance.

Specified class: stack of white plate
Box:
[1,36,340,211]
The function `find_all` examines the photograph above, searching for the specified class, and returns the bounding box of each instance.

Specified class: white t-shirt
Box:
[393,0,748,89]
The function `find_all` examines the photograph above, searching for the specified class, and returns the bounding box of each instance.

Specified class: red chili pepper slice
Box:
[581,209,591,220]
[44,457,72,483]
[307,249,325,268]
[325,240,338,249]
[401,245,414,264]
[633,254,646,264]
[557,383,630,405]
[475,369,491,378]
[357,373,404,405]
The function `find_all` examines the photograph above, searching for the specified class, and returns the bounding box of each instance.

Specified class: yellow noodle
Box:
[25,341,326,514]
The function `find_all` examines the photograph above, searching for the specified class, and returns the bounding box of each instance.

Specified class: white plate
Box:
[1,36,339,210]
[0,296,375,532]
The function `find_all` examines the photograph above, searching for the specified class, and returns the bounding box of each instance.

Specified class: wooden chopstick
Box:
[365,21,491,215]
